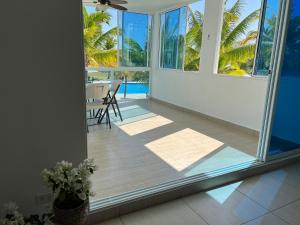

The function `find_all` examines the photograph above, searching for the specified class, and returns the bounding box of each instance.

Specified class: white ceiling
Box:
[82,0,198,13]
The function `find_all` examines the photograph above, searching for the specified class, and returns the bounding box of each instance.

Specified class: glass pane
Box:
[163,9,180,69]
[177,7,187,69]
[114,71,150,97]
[118,10,123,66]
[254,0,281,75]
[122,12,149,67]
[218,0,262,76]
[86,70,111,83]
[83,6,118,68]
[184,0,206,71]
[160,14,166,67]
[148,15,153,67]
[268,0,300,156]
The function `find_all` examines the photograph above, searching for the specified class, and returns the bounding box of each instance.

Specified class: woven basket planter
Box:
[53,201,88,225]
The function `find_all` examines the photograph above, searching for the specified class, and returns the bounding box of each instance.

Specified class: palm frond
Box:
[223,9,260,48]
[124,38,144,52]
[239,31,258,45]
[92,49,118,67]
[225,69,248,75]
[229,0,244,19]
[222,44,256,64]
[222,0,244,39]
[94,27,118,48]
[86,12,111,28]
[184,9,204,70]
[83,6,118,67]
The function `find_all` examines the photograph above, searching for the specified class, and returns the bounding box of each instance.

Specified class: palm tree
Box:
[184,0,260,75]
[82,6,118,68]
[122,38,148,66]
[219,0,260,75]
[184,9,204,71]
[255,15,277,74]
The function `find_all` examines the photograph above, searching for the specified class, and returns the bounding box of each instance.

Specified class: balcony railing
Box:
[86,67,151,99]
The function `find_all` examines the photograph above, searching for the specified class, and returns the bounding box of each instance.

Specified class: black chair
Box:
[86,84,112,129]
[98,82,122,128]
[107,80,123,122]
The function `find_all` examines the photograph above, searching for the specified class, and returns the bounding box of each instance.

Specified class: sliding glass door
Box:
[254,0,281,76]
[268,0,300,157]
[259,0,300,160]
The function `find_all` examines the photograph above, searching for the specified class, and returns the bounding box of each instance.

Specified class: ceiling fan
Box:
[93,0,128,11]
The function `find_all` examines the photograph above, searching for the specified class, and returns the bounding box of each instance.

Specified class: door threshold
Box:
[88,155,300,224]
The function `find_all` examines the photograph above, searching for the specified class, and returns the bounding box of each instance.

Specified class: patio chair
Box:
[86,84,112,128]
[107,80,123,122]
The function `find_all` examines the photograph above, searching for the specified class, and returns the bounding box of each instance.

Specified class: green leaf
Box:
[223,9,260,48]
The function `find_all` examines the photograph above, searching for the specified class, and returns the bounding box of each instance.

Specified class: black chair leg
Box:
[114,98,123,122]
[111,104,117,117]
[99,114,104,124]
[95,109,101,118]
[107,109,111,129]
[98,109,105,124]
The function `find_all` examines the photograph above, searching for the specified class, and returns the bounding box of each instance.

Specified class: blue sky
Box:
[123,12,149,49]
[190,0,205,13]
[225,0,261,15]
[224,0,262,32]
[86,6,118,33]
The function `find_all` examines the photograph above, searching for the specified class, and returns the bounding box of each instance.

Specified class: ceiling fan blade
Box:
[109,0,128,4]
[109,3,128,10]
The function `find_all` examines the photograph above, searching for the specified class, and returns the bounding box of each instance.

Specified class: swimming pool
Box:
[119,82,149,94]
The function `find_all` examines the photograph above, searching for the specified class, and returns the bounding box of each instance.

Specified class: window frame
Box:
[84,6,153,70]
[216,0,270,77]
[119,11,153,68]
[182,3,206,72]
[252,0,282,78]
[158,2,206,73]
[159,6,188,71]
[252,0,271,77]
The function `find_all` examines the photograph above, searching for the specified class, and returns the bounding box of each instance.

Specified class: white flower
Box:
[41,159,96,207]
[0,202,26,225]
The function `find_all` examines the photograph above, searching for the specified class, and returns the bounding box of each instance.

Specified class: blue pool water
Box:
[119,82,149,94]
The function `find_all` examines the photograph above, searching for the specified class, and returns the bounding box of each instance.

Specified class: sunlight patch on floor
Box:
[207,182,243,204]
[113,104,157,125]
[184,146,256,177]
[145,128,224,171]
[118,115,173,136]
[247,173,288,209]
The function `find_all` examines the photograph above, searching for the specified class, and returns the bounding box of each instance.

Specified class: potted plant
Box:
[0,202,53,225]
[42,159,96,225]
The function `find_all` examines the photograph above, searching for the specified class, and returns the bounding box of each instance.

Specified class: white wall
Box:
[150,0,269,131]
[0,0,87,214]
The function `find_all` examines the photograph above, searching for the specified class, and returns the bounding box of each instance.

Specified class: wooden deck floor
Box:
[88,98,258,201]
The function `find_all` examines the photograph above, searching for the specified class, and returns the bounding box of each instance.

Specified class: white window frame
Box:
[158,1,206,73]
[84,6,153,71]
[158,6,187,71]
[118,11,153,68]
[252,0,282,78]
[216,0,269,77]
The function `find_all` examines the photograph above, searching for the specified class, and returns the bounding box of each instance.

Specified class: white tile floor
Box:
[96,162,300,225]
[89,98,258,200]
